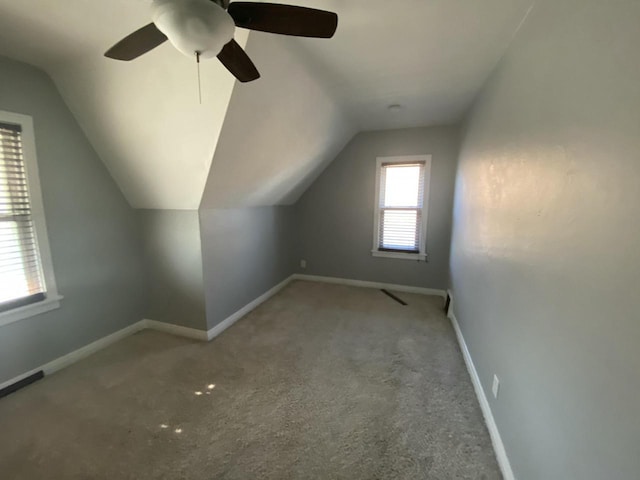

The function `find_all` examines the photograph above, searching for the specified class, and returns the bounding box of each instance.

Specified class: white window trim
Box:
[371,154,432,262]
[0,110,62,328]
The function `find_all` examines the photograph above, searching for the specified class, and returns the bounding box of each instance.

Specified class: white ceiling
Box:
[0,0,533,209]
[0,0,246,209]
[287,0,534,130]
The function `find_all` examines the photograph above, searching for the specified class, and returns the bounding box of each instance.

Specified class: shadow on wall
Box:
[199,206,297,330]
[138,209,206,331]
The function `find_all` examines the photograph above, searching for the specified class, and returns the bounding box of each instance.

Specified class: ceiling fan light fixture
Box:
[151,0,235,59]
[105,1,338,83]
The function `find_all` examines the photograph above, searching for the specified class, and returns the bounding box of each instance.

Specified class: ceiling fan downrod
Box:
[196,51,202,104]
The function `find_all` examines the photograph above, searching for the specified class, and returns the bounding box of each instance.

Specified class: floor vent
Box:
[0,370,44,399]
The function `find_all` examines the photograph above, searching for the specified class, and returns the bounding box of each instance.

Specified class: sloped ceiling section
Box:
[0,0,533,210]
[200,32,356,208]
[51,41,246,210]
[201,0,533,207]
[0,0,247,209]
[292,0,535,131]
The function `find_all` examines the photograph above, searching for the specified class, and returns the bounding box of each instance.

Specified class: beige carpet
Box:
[0,281,501,479]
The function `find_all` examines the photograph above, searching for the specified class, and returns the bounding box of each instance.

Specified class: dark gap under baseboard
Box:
[444,293,451,314]
[0,370,44,399]
[380,289,408,306]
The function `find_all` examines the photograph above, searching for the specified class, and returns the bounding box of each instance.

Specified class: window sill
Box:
[0,295,63,328]
[371,250,428,261]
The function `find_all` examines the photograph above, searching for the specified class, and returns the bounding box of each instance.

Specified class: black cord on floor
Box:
[380,289,408,306]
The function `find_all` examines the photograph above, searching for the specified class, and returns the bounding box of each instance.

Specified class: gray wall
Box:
[138,210,206,330]
[296,127,460,290]
[448,0,640,478]
[0,56,146,385]
[200,207,296,329]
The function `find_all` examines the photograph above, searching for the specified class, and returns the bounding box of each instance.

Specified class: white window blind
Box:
[377,161,425,253]
[0,121,46,312]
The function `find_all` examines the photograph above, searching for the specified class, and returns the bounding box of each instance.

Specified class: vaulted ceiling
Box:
[200,32,356,209]
[0,0,245,209]
[292,0,534,131]
[0,0,533,210]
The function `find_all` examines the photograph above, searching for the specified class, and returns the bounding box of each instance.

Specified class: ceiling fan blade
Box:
[227,2,338,38]
[217,39,260,83]
[105,23,168,61]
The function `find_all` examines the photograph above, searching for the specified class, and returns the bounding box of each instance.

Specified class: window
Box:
[0,111,60,327]
[372,155,431,261]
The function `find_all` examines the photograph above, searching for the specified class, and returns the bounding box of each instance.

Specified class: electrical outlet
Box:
[492,375,500,399]
[300,259,307,269]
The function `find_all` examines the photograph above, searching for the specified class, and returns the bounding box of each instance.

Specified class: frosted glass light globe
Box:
[152,0,235,59]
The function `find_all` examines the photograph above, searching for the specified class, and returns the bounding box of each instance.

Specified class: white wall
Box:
[200,32,356,209]
[449,0,640,478]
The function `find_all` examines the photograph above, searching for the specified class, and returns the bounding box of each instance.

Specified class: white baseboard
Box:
[292,273,446,298]
[142,275,297,343]
[142,319,209,341]
[206,275,294,340]
[0,320,146,391]
[1,276,297,392]
[2,274,441,397]
[447,300,516,480]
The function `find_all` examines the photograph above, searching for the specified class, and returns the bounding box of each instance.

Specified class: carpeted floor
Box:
[0,281,501,479]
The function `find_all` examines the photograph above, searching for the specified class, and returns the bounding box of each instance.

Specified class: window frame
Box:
[371,155,432,262]
[0,110,61,327]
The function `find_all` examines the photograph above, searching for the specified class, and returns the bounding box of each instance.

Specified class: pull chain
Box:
[196,51,202,105]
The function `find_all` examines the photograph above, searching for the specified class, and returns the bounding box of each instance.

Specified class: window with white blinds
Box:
[0,121,46,312]
[372,155,431,260]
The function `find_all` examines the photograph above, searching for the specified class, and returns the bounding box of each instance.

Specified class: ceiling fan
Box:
[104,0,338,83]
